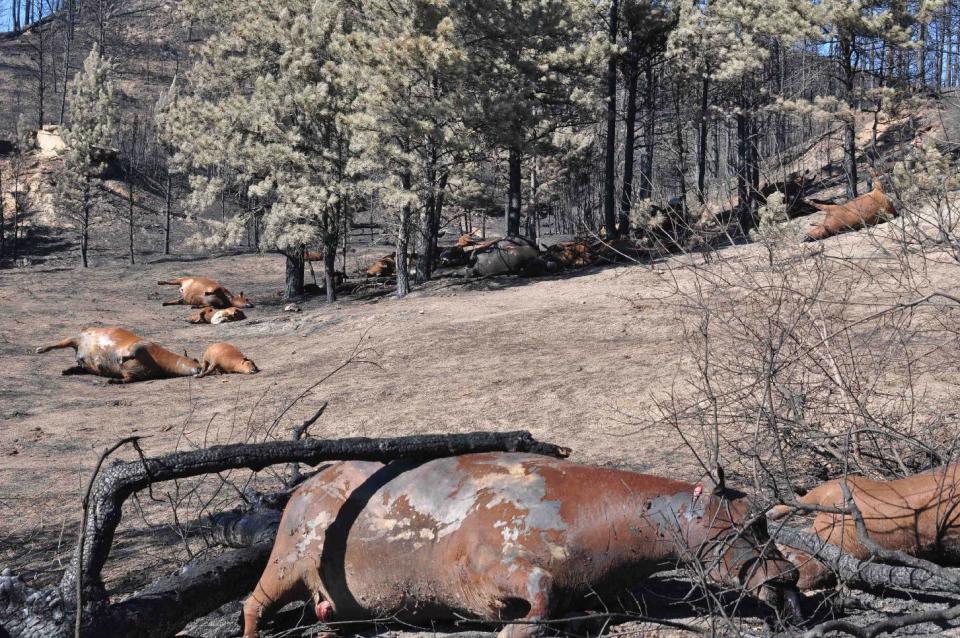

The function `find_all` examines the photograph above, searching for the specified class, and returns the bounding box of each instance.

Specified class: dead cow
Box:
[243,453,800,637]
[158,276,254,309]
[197,342,259,377]
[469,237,543,276]
[366,254,397,278]
[803,172,897,242]
[35,327,200,383]
[770,464,960,589]
[187,307,247,325]
[545,240,596,269]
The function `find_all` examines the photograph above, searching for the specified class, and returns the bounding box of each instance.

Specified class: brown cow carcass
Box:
[35,327,200,383]
[187,307,247,324]
[243,453,799,637]
[197,342,259,376]
[469,237,545,276]
[158,276,254,309]
[770,464,960,589]
[803,173,897,242]
[545,240,596,269]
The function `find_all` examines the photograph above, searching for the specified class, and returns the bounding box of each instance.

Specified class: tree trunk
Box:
[638,59,655,202]
[35,0,45,127]
[127,122,136,265]
[284,248,304,299]
[840,32,858,199]
[673,80,688,220]
[415,186,435,285]
[58,0,74,125]
[324,215,338,303]
[163,170,172,255]
[619,57,639,235]
[603,0,619,240]
[736,107,751,231]
[773,526,960,595]
[696,74,709,204]
[80,181,90,268]
[507,145,522,237]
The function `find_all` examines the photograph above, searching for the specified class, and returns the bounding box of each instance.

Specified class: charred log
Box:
[772,526,960,594]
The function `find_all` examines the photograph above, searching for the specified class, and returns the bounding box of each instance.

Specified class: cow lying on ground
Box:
[803,172,897,242]
[196,342,259,376]
[187,307,247,325]
[469,237,544,277]
[366,254,397,278]
[769,464,960,589]
[158,276,254,309]
[545,240,596,269]
[35,327,200,383]
[242,453,800,637]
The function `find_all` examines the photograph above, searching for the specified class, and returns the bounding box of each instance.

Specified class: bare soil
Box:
[3,215,960,635]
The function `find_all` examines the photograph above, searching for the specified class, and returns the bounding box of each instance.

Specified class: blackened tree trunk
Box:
[839,32,859,199]
[415,146,439,285]
[638,59,655,202]
[673,80,688,220]
[620,57,639,235]
[34,0,45,127]
[0,170,5,259]
[126,119,137,265]
[603,0,619,239]
[163,171,172,255]
[284,248,304,299]
[324,206,339,304]
[58,0,75,125]
[736,84,754,232]
[80,179,90,268]
[696,74,709,204]
[507,145,522,237]
[397,169,412,298]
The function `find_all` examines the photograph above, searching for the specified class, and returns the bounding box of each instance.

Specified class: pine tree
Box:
[451,0,604,237]
[54,45,117,268]
[154,77,179,256]
[346,0,468,296]
[168,0,358,300]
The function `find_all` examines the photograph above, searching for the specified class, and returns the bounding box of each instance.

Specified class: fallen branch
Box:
[771,526,960,594]
[802,602,960,638]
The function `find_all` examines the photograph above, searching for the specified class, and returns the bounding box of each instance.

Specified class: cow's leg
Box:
[793,550,834,590]
[492,561,554,638]
[36,338,78,354]
[162,298,184,306]
[242,562,306,638]
[61,365,90,375]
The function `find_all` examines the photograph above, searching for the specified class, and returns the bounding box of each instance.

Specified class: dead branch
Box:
[771,526,960,594]
[287,402,328,487]
[802,602,960,638]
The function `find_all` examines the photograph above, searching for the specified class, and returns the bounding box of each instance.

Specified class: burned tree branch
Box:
[802,602,960,638]
[288,402,328,487]
[771,526,960,594]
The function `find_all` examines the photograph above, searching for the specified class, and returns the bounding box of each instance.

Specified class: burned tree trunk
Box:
[772,526,960,594]
[284,247,305,299]
[0,431,568,638]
